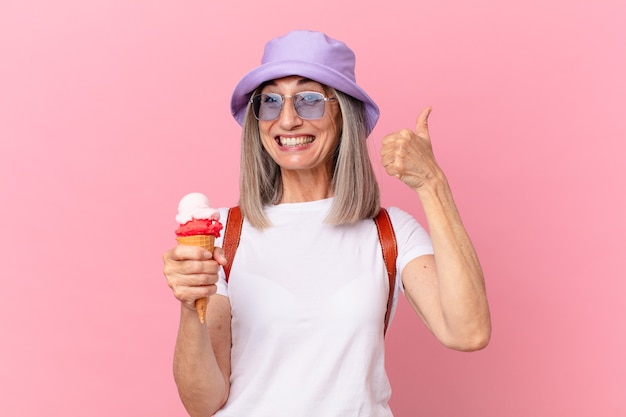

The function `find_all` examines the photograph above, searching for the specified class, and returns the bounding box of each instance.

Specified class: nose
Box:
[277,96,303,129]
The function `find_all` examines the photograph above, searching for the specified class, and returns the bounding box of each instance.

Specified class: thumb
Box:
[415,106,432,140]
[213,246,228,266]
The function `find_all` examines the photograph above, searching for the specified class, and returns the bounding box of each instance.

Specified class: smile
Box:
[277,136,315,147]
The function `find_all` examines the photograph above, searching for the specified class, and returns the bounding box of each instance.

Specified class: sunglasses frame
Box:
[249,91,337,121]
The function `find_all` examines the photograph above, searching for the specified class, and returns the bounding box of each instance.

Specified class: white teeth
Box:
[278,136,314,147]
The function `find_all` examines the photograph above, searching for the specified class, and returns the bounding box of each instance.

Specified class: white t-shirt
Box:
[214,198,433,417]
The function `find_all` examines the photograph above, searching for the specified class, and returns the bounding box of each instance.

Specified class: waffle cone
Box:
[176,234,216,323]
[176,234,215,251]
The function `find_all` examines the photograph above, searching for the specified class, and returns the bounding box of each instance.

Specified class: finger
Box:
[168,262,220,287]
[380,132,396,146]
[171,244,213,261]
[213,246,228,266]
[415,106,432,140]
[382,159,401,178]
[171,272,211,288]
[172,283,217,306]
[380,150,395,168]
[178,259,221,276]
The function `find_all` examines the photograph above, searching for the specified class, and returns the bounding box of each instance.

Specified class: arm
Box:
[163,246,231,415]
[381,107,491,351]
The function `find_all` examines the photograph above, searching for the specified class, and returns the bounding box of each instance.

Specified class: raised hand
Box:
[380,106,443,191]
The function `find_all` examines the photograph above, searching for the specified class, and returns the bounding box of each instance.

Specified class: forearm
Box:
[174,306,228,416]
[416,172,491,350]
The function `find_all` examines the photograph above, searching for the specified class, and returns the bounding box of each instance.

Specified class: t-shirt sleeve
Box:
[383,207,433,330]
[387,206,434,291]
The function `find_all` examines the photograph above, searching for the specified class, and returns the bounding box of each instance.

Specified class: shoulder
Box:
[218,207,234,220]
[384,206,425,232]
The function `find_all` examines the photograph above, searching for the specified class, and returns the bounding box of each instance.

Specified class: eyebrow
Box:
[265,78,317,86]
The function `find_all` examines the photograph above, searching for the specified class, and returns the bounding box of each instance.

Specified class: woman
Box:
[163,30,491,417]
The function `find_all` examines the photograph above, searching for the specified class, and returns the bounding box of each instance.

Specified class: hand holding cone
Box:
[176,234,216,323]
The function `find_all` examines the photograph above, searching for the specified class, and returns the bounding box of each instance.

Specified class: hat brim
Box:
[230,61,379,135]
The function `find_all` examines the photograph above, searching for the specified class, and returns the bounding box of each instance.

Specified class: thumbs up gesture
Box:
[380,106,443,191]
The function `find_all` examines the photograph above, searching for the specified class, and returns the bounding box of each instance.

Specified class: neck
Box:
[279,169,333,203]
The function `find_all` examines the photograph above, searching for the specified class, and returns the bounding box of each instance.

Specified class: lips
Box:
[276,135,315,147]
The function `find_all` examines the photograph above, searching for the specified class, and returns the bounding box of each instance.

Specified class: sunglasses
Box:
[250,91,337,121]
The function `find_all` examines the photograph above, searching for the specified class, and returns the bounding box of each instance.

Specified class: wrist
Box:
[415,168,448,198]
[180,302,200,317]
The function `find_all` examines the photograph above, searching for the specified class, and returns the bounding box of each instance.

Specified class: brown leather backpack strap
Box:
[374,208,398,336]
[222,206,243,282]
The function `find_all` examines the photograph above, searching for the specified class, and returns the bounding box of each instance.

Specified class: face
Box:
[257,76,342,176]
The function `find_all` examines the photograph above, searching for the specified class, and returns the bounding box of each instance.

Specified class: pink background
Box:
[1,1,624,416]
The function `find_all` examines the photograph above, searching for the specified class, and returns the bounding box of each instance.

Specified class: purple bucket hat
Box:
[230,30,380,135]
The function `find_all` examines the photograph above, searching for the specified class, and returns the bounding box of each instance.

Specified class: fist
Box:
[162,245,226,310]
[380,106,441,190]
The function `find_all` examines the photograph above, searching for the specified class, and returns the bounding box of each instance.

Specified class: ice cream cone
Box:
[174,192,223,324]
[176,235,216,251]
[176,234,216,323]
